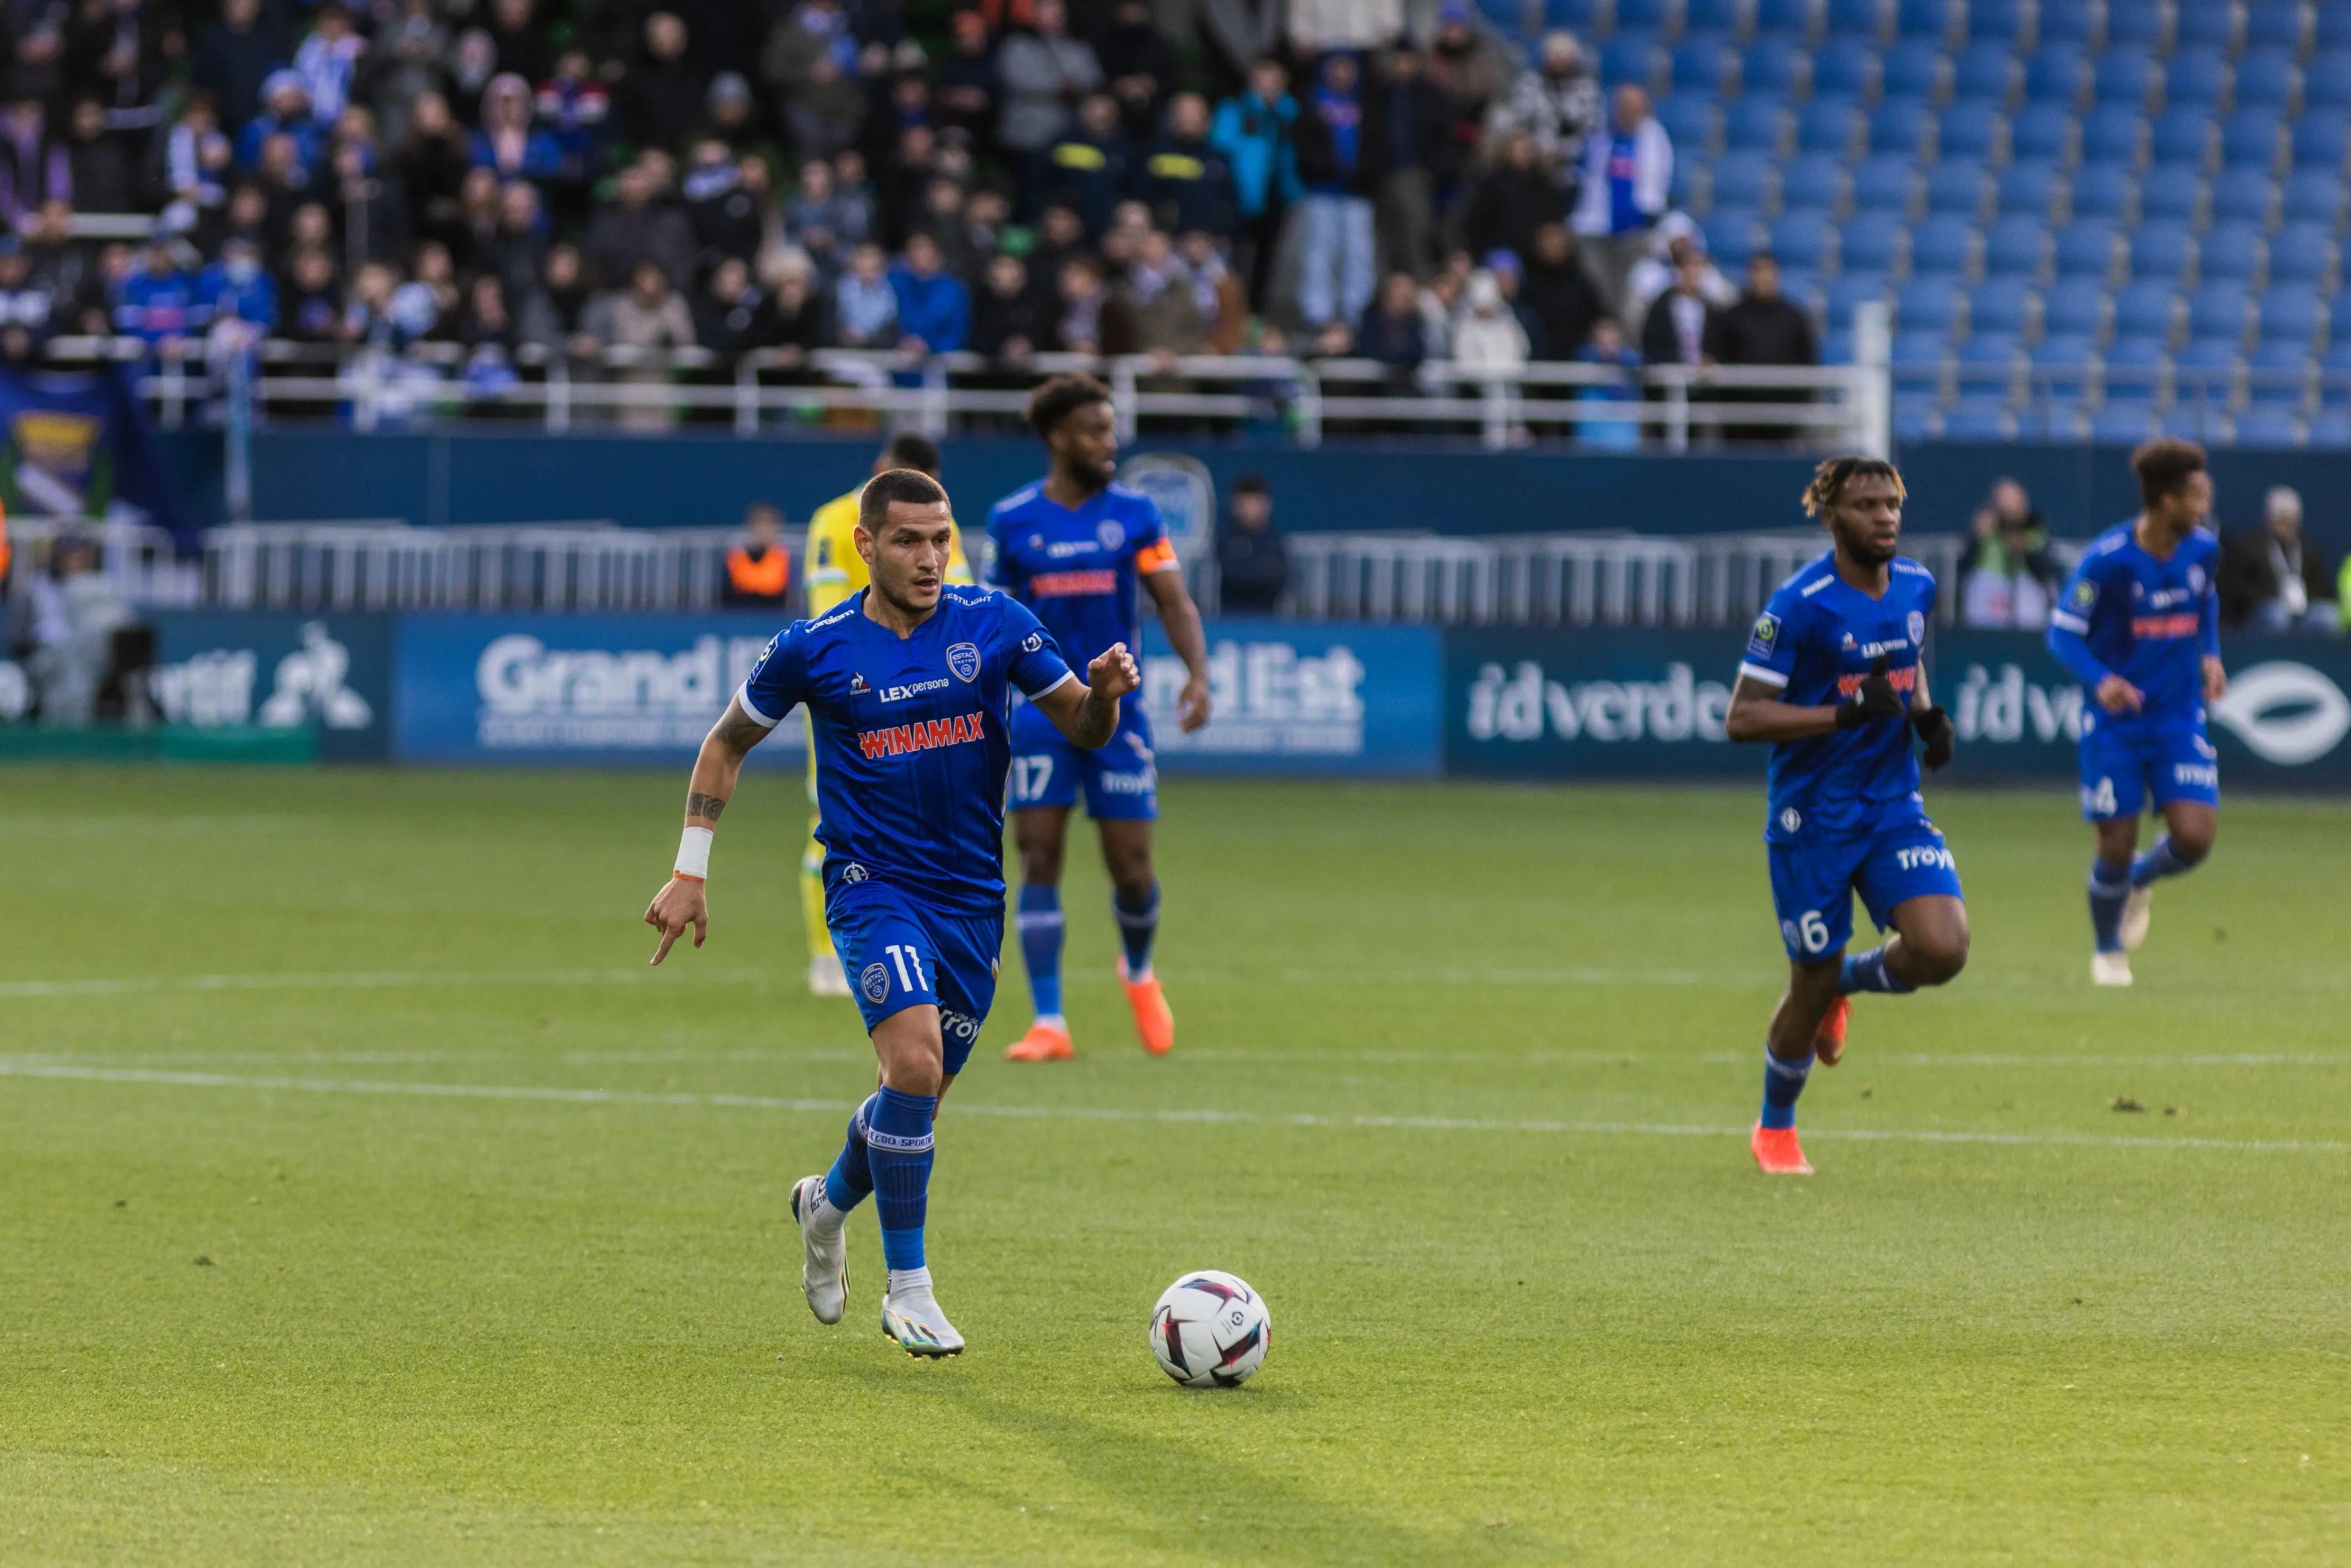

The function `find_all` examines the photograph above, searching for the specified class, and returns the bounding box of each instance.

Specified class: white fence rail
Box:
[198,522,753,612]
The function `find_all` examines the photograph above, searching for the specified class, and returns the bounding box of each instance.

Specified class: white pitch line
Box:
[0,1059,2341,1154]
[0,966,776,1000]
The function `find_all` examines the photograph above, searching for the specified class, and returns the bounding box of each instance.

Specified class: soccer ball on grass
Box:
[1149,1270,1270,1388]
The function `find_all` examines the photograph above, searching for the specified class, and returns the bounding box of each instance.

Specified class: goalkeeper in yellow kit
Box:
[797,432,975,994]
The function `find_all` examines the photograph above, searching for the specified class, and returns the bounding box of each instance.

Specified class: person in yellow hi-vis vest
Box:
[797,432,973,995]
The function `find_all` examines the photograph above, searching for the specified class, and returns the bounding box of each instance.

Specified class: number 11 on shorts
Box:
[885,943,926,992]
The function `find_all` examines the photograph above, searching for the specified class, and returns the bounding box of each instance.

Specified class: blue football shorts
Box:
[2078,713,2221,820]
[826,879,1002,1074]
[1767,822,1965,962]
[1007,697,1158,820]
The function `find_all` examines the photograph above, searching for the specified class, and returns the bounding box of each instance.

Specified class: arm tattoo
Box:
[685,792,727,823]
[713,705,769,752]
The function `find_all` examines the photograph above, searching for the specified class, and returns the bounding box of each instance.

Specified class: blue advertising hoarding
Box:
[149,610,395,761]
[1140,619,1442,777]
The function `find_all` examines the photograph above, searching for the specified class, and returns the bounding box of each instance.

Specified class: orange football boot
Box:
[1750,1123,1814,1175]
[1003,1019,1073,1062]
[1813,995,1850,1067]
[1118,959,1174,1055]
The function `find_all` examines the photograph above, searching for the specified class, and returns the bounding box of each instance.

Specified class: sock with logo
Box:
[1017,884,1065,1026]
[1837,946,1913,996]
[2088,857,2131,953]
[1112,880,1160,978]
[2129,834,2203,887]
[1760,1045,1813,1130]
[819,1092,877,1221]
[866,1086,938,1272]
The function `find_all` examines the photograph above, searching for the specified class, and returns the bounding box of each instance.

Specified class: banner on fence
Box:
[1142,620,1442,776]
[150,610,394,760]
[0,362,197,549]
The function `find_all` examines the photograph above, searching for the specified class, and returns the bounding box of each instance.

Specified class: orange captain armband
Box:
[1134,538,1179,574]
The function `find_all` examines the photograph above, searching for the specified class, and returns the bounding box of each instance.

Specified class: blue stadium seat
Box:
[2319,4,2351,53]
[1686,0,1750,36]
[1779,152,1848,212]
[2091,402,2159,442]
[1941,399,2017,438]
[1897,274,1963,329]
[1657,94,1725,156]
[1725,95,1793,154]
[2247,343,2315,406]
[2270,223,2338,287]
[1543,0,1604,26]
[1894,0,1954,43]
[2222,110,2285,173]
[1937,101,2004,160]
[1967,0,2026,44]
[2104,334,2170,383]
[2188,281,2254,344]
[1850,153,1919,216]
[2032,335,2098,398]
[1867,96,1933,156]
[2173,2,2239,53]
[1770,211,1836,269]
[2054,219,2121,279]
[1954,336,2023,394]
[1996,160,2062,220]
[1477,0,1527,29]
[2010,102,2077,163]
[1777,270,1828,315]
[1840,212,1907,271]
[1756,0,1818,38]
[1674,36,1740,95]
[2322,340,2351,406]
[2232,409,2304,446]
[1706,208,1766,269]
[1968,279,2031,337]
[2104,0,2165,51]
[1824,272,1891,323]
[2093,49,2159,111]
[2306,51,2351,111]
[2172,340,2241,407]
[1742,35,1811,96]
[2149,106,2215,170]
[2282,168,2346,229]
[1616,0,1678,33]
[2258,284,2325,347]
[1951,42,2017,103]
[1984,215,2050,277]
[1709,151,1781,213]
[2111,279,2178,342]
[2129,221,2197,285]
[1890,331,1949,400]
[1602,34,1667,91]
[2199,222,2267,285]
[2043,277,2108,339]
[1908,214,1977,276]
[1671,155,1700,211]
[1796,96,1864,156]
[2164,49,2231,114]
[2069,164,2135,221]
[2209,176,2278,230]
[1812,37,1878,98]
[2080,104,2148,166]
[1880,38,1945,100]
[2036,0,2099,47]
[2137,171,2203,224]
[1924,158,1990,217]
[1824,0,1884,40]
[2308,408,2351,445]
[2292,110,2350,172]
[2022,45,2090,107]
[1892,400,1939,441]
[2233,50,2300,113]
[2245,1,2308,56]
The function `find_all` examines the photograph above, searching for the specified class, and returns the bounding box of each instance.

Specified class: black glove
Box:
[1912,703,1956,770]
[1834,656,1906,729]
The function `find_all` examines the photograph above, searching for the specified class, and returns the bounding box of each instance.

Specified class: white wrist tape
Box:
[674,825,713,881]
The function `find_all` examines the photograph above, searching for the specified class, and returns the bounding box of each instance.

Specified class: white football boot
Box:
[2091,951,2134,987]
[789,1175,847,1325]
[879,1268,964,1357]
[2120,885,2153,951]
[807,955,852,997]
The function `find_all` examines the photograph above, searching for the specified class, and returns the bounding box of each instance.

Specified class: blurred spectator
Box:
[888,230,969,356]
[1462,129,1562,264]
[293,4,367,127]
[2222,487,2339,633]
[1141,92,1234,241]
[997,0,1102,160]
[583,162,694,291]
[1293,51,1376,332]
[1216,474,1289,613]
[159,97,233,233]
[113,237,206,349]
[1488,30,1599,207]
[197,234,277,336]
[24,533,136,728]
[0,238,56,355]
[1180,228,1248,353]
[970,252,1039,361]
[1573,85,1672,315]
[0,96,70,229]
[1210,56,1299,312]
[934,12,1000,149]
[457,273,521,399]
[683,139,761,272]
[1050,252,1131,353]
[279,246,342,341]
[833,240,898,347]
[393,91,474,252]
[583,258,694,430]
[1357,269,1428,372]
[616,12,705,157]
[1520,222,1603,362]
[1363,43,1452,280]
[236,73,323,175]
[784,156,859,280]
[1574,315,1642,451]
[192,0,287,133]
[64,96,135,211]
[1120,227,1204,354]
[481,181,548,304]
[369,0,452,148]
[1622,212,1734,328]
[519,241,594,356]
[485,0,552,89]
[1638,249,1715,374]
[692,255,778,357]
[1099,0,1176,142]
[1041,92,1130,238]
[724,503,793,608]
[1451,267,1526,371]
[1289,0,1404,50]
[1960,486,2061,628]
[391,239,459,339]
[1709,251,1817,442]
[473,73,563,182]
[768,268,827,366]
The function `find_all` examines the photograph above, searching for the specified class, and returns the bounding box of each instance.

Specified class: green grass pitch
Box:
[1,765,2347,1565]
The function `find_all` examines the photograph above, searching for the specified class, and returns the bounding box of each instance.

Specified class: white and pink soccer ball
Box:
[1149,1270,1270,1388]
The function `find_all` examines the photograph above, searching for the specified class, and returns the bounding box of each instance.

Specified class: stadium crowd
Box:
[0,0,1831,431]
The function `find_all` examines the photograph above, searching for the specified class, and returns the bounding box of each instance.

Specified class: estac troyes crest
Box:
[1908,610,1926,645]
[947,642,980,682]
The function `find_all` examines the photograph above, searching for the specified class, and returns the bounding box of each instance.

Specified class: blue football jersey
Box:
[737,586,1075,912]
[986,481,1177,700]
[1738,552,1938,844]
[2046,521,2221,731]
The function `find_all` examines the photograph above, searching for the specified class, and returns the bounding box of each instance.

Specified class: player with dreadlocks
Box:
[1723,456,1970,1175]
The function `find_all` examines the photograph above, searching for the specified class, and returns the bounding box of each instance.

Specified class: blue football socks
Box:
[1112,880,1160,977]
[1017,883,1065,1023]
[866,1086,938,1272]
[2088,857,2131,953]
[2129,834,2202,888]
[1760,1045,1813,1131]
[821,1092,877,1215]
[1839,946,1913,996]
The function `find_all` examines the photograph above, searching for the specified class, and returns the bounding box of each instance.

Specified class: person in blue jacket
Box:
[888,231,969,356]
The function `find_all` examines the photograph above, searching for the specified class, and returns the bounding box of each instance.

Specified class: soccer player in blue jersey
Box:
[2045,439,2227,989]
[988,375,1213,1063]
[641,468,1140,1357]
[1725,457,1970,1176]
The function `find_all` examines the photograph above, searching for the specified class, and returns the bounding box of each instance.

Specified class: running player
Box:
[795,434,975,996]
[988,375,1212,1062]
[643,467,1138,1357]
[2045,438,2226,988]
[1725,457,1969,1176]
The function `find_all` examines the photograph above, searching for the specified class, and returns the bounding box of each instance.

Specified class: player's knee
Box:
[882,1035,945,1097]
[1912,926,1970,986]
[2172,820,2216,863]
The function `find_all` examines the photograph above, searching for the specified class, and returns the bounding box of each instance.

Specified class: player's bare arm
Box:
[1032,642,1142,749]
[2202,655,2227,702]
[1141,566,1212,732]
[1725,664,1904,743]
[645,696,771,964]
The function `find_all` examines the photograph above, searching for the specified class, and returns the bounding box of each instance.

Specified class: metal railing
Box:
[1,516,198,606]
[199,522,756,612]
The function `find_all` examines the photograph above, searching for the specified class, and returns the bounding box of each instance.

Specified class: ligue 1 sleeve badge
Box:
[947,642,981,683]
